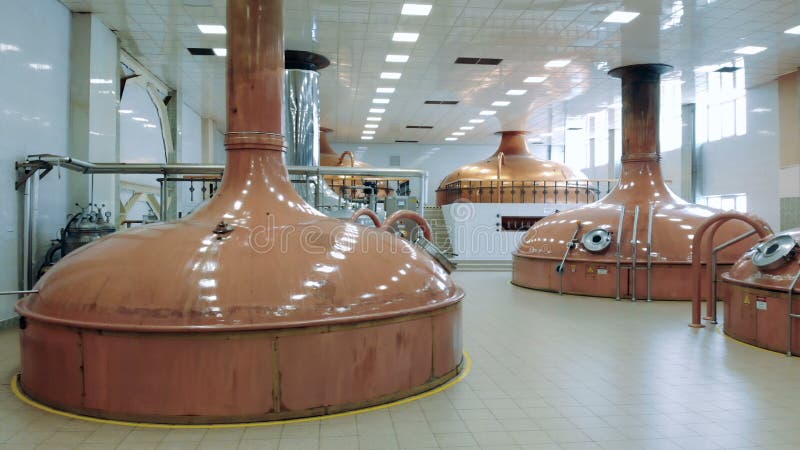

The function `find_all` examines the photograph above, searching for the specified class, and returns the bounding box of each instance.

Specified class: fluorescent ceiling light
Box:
[460,126,474,130]
[401,3,432,15]
[28,63,51,71]
[213,48,227,57]
[785,25,800,35]
[132,117,149,122]
[545,59,571,68]
[143,124,157,128]
[366,117,382,121]
[479,110,496,116]
[376,87,396,93]
[469,119,485,124]
[452,132,465,136]
[365,124,379,128]
[380,72,402,79]
[361,136,374,140]
[386,54,409,63]
[363,130,376,135]
[369,108,386,113]
[506,89,527,96]
[524,76,548,83]
[445,137,458,141]
[734,46,767,55]
[372,98,390,104]
[197,24,227,34]
[603,11,640,23]
[90,78,112,84]
[118,109,133,114]
[392,32,419,42]
[492,101,510,106]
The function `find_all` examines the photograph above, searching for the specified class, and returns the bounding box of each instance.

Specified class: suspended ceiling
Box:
[59,0,800,145]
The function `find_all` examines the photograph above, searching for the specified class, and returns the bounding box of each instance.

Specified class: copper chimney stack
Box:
[16,0,463,423]
[512,64,763,301]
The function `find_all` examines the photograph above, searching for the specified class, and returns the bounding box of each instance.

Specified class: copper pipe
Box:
[702,220,725,320]
[339,151,356,167]
[381,211,433,241]
[689,212,773,327]
[496,152,505,202]
[350,208,382,227]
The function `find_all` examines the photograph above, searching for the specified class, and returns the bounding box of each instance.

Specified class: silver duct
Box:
[283,51,354,213]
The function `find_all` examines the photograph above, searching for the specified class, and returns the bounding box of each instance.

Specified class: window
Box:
[695,58,747,143]
[660,78,682,152]
[701,193,747,213]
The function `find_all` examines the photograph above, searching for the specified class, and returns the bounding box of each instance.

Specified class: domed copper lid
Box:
[437,131,585,188]
[723,229,800,293]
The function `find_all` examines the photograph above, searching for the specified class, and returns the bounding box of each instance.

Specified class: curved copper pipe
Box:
[702,220,725,322]
[351,208,381,227]
[338,151,356,167]
[689,212,773,327]
[381,211,433,241]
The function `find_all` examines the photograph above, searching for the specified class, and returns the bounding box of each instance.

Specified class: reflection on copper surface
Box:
[512,64,762,301]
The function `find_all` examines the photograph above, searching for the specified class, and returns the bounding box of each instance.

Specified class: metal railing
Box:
[437,179,615,205]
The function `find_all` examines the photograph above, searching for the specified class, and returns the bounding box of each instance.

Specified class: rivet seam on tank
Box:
[213,221,234,240]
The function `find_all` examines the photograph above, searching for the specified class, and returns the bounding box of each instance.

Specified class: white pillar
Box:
[68,13,120,221]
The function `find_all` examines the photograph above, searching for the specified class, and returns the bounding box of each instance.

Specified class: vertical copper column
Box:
[608,64,671,162]
[225,0,284,151]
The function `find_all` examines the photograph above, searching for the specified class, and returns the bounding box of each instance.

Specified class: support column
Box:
[779,70,800,229]
[68,13,120,222]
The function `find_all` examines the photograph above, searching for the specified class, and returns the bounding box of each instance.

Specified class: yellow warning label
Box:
[744,294,751,305]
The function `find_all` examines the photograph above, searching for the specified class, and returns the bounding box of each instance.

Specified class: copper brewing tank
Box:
[319,128,395,199]
[435,131,589,205]
[15,0,463,423]
[720,229,800,354]
[512,64,760,301]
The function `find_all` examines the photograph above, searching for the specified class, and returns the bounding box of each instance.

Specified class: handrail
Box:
[0,290,38,296]
[646,203,655,302]
[350,208,381,227]
[708,229,757,324]
[630,205,640,302]
[380,211,433,241]
[689,212,772,327]
[787,271,800,356]
[615,205,626,301]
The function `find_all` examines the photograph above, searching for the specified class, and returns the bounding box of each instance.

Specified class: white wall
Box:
[0,0,71,317]
[699,82,781,229]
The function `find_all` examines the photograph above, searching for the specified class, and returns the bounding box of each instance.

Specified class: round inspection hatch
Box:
[752,234,798,270]
[581,228,613,253]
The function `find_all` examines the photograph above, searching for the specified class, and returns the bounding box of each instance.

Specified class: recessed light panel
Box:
[361,136,374,140]
[365,124,379,128]
[373,98,390,104]
[459,126,474,130]
[445,137,458,141]
[524,76,548,83]
[506,89,527,96]
[366,117,382,122]
[452,132,465,136]
[785,25,800,35]
[491,101,510,107]
[734,46,767,55]
[386,54,409,62]
[380,72,402,80]
[603,11,640,23]
[376,87,396,93]
[363,130,376,135]
[392,32,419,42]
[479,110,496,116]
[469,119,485,123]
[369,108,386,113]
[197,24,227,34]
[401,3,432,15]
[545,59,571,68]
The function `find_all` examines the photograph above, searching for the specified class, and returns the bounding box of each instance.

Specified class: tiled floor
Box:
[1,271,799,450]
